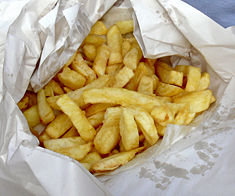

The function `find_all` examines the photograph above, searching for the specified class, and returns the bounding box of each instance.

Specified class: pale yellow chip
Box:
[72,53,97,83]
[155,124,166,137]
[90,21,108,35]
[23,105,40,128]
[58,67,86,90]
[63,87,72,93]
[120,108,139,151]
[173,90,213,113]
[88,111,105,128]
[198,72,210,91]
[44,84,54,97]
[93,44,110,76]
[86,103,115,117]
[48,80,64,95]
[64,52,77,67]
[112,66,134,88]
[84,34,106,47]
[156,82,183,97]
[156,62,183,86]
[83,44,97,61]
[18,95,29,111]
[57,95,96,141]
[46,96,61,110]
[134,110,159,145]
[107,25,123,65]
[82,87,171,112]
[122,39,132,57]
[54,142,92,161]
[115,20,134,34]
[44,137,86,151]
[45,114,73,139]
[123,45,142,70]
[105,64,123,76]
[91,147,143,172]
[37,89,55,125]
[137,75,154,95]
[62,126,79,138]
[80,152,102,165]
[94,107,121,154]
[39,131,51,143]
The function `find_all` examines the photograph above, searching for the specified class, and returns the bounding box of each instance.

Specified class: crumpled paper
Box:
[1,0,235,195]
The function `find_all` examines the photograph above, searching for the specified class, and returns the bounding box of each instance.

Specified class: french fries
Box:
[19,19,216,174]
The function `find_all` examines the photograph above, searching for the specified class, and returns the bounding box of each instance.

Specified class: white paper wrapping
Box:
[1,0,235,195]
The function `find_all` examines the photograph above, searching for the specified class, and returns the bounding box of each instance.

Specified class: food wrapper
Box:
[1,0,235,195]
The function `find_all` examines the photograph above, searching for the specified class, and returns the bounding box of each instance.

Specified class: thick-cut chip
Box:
[144,58,157,74]
[113,66,134,88]
[126,62,152,90]
[93,44,110,76]
[111,149,119,155]
[44,137,86,151]
[62,127,79,138]
[198,72,210,90]
[134,110,159,145]
[80,152,102,169]
[23,105,40,128]
[57,95,96,141]
[156,62,183,86]
[94,107,121,154]
[84,34,106,47]
[83,44,97,61]
[90,21,108,35]
[64,52,77,67]
[37,89,55,125]
[137,75,154,95]
[45,80,64,95]
[156,82,183,97]
[123,44,142,70]
[119,140,125,152]
[58,67,86,90]
[173,90,213,113]
[105,64,123,76]
[107,25,123,65]
[55,142,92,161]
[83,87,171,112]
[210,95,216,104]
[120,108,139,151]
[39,131,51,143]
[152,75,159,90]
[88,111,105,128]
[63,87,72,93]
[91,147,143,172]
[72,53,97,83]
[175,65,201,91]
[122,39,132,57]
[26,92,37,107]
[45,114,73,139]
[44,85,54,97]
[81,162,91,170]
[86,103,115,117]
[116,20,134,34]
[18,95,29,110]
[46,96,61,110]
[155,124,166,137]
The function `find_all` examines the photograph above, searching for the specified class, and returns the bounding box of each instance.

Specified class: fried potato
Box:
[107,25,123,65]
[134,110,159,145]
[39,131,51,143]
[173,90,213,113]
[44,137,86,151]
[81,162,91,170]
[91,147,143,172]
[144,58,157,73]
[46,96,61,110]
[26,92,37,107]
[23,105,40,128]
[210,95,216,104]
[63,87,72,93]
[82,87,171,112]
[88,111,105,128]
[122,39,132,57]
[113,66,134,88]
[86,103,115,117]
[62,126,79,138]
[83,44,97,61]
[156,82,183,97]
[80,151,102,168]
[90,21,108,35]
[126,62,152,90]
[116,20,134,34]
[57,95,96,141]
[18,95,29,110]
[120,108,139,151]
[46,80,64,95]
[139,134,145,143]
[58,67,86,90]
[45,114,73,138]
[44,85,54,97]
[93,44,110,76]
[137,75,154,95]
[123,44,142,70]
[105,64,123,76]
[155,124,166,137]
[37,89,55,124]
[156,62,183,86]
[55,142,92,161]
[64,52,77,67]
[84,34,106,47]
[152,75,159,90]
[198,72,210,90]
[94,107,121,154]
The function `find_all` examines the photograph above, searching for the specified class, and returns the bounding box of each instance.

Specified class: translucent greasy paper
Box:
[1,0,235,195]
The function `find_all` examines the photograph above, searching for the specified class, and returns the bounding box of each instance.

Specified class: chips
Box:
[19,19,216,174]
